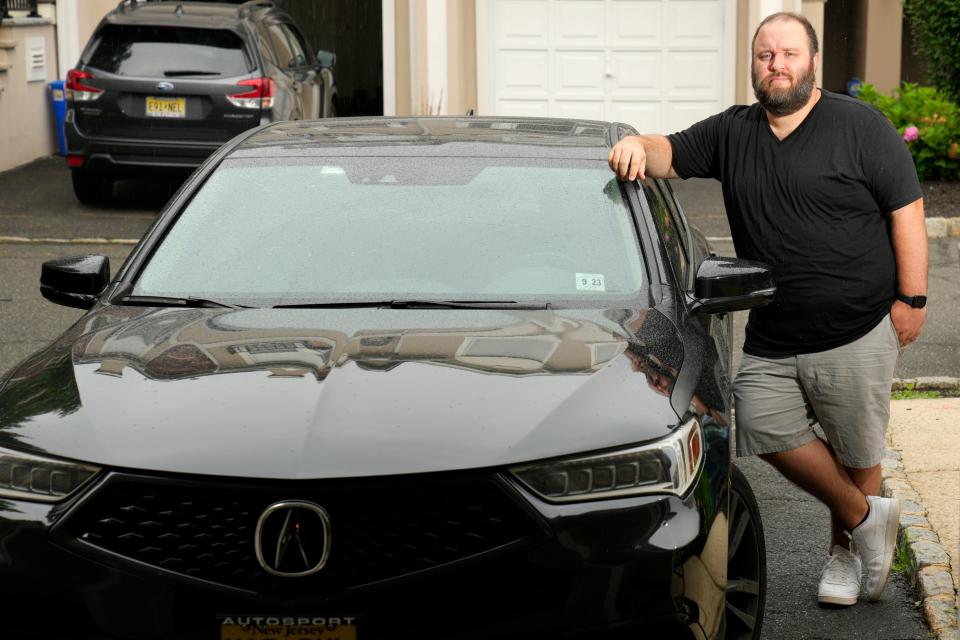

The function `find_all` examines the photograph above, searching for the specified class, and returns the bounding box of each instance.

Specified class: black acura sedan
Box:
[0,117,774,640]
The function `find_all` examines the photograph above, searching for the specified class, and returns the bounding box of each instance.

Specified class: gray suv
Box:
[64,0,336,204]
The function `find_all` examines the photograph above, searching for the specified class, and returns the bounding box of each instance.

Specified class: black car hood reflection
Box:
[0,306,687,478]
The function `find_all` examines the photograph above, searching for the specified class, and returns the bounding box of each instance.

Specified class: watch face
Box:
[913,296,927,309]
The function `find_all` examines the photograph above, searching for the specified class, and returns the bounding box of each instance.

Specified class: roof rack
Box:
[236,0,274,18]
[113,0,274,17]
[115,0,169,14]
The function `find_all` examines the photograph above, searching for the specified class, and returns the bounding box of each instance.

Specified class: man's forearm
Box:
[889,197,927,346]
[890,198,928,296]
[608,134,678,181]
[635,135,677,179]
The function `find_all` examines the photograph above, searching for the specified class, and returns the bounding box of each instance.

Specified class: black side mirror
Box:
[316,49,336,69]
[40,255,110,310]
[690,256,775,315]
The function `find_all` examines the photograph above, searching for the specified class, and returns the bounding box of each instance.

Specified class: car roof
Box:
[227,117,627,160]
[106,1,280,28]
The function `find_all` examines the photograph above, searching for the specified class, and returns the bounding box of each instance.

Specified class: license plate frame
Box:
[145,96,186,118]
[219,616,358,640]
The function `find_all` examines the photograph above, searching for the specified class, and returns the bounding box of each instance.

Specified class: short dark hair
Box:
[752,12,819,56]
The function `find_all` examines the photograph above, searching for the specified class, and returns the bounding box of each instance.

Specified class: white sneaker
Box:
[850,495,901,601]
[818,544,862,606]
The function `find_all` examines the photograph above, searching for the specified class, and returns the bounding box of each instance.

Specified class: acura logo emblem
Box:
[156,81,175,92]
[254,500,331,577]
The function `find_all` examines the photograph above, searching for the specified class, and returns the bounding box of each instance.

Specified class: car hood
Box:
[0,306,688,478]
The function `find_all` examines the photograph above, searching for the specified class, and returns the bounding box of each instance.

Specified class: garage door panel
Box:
[554,100,606,120]
[608,0,662,47]
[609,101,661,133]
[497,100,552,117]
[664,101,719,133]
[555,0,606,46]
[609,51,660,97]
[666,1,722,48]
[497,50,551,97]
[665,51,719,98]
[495,0,550,47]
[490,0,727,132]
[555,50,606,96]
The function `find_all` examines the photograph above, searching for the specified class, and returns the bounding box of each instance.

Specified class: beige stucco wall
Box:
[390,0,476,117]
[862,0,902,94]
[800,0,825,88]
[414,0,428,113]
[393,0,412,116]
[73,0,115,64]
[445,0,476,117]
[0,1,115,174]
[736,0,750,104]
[0,23,58,173]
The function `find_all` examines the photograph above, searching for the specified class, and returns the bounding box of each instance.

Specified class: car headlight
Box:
[0,446,100,503]
[510,417,703,502]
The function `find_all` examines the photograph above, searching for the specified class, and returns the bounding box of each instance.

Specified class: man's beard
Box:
[752,60,816,116]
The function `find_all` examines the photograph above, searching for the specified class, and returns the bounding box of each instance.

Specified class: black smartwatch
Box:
[896,292,927,309]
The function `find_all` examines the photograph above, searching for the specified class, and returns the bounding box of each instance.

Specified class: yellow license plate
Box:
[145,96,186,118]
[219,616,357,640]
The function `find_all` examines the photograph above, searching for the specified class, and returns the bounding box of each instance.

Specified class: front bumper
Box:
[0,465,727,640]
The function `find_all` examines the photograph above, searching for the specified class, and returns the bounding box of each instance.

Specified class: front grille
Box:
[57,473,543,594]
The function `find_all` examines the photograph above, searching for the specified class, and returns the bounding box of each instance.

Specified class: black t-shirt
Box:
[668,90,922,357]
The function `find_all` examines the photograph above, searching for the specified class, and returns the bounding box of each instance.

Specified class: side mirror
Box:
[40,255,110,310]
[316,49,336,69]
[690,256,775,315]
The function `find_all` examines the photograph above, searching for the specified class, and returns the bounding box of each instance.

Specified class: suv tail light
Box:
[227,77,274,109]
[66,69,104,102]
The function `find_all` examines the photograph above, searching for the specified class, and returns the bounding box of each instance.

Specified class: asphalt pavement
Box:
[1,156,955,639]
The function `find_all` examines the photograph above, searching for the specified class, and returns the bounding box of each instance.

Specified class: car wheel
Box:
[725,463,766,640]
[71,168,114,205]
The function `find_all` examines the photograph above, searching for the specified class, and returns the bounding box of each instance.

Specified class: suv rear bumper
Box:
[65,113,225,177]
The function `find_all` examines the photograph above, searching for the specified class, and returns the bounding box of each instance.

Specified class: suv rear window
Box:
[86,24,252,77]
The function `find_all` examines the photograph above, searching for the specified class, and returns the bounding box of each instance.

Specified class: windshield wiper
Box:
[391,300,550,309]
[163,70,221,77]
[274,300,549,310]
[118,295,246,309]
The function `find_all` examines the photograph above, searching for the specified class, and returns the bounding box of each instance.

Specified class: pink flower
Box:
[903,125,919,142]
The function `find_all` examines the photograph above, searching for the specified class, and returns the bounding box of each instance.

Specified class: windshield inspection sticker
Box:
[576,273,606,291]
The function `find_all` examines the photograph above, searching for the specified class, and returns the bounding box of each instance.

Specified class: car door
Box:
[281,22,321,119]
[642,179,690,291]
[261,19,303,119]
[654,178,735,387]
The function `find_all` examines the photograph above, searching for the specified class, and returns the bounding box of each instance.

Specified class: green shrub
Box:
[857,83,960,181]
[902,0,960,101]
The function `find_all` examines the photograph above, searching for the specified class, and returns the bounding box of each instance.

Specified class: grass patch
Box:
[891,534,917,578]
[892,382,943,400]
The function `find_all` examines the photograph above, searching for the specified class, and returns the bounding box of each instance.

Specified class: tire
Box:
[725,464,767,640]
[71,168,113,205]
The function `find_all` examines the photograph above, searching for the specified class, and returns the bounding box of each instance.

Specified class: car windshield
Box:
[86,25,251,77]
[133,157,646,307]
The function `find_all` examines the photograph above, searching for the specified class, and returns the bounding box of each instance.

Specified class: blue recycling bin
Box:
[47,80,67,156]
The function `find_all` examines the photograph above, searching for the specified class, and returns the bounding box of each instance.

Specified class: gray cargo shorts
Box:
[734,315,900,468]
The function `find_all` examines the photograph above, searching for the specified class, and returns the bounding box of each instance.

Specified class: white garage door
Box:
[481,0,734,134]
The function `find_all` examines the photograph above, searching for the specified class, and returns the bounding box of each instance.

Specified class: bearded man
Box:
[609,11,927,607]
